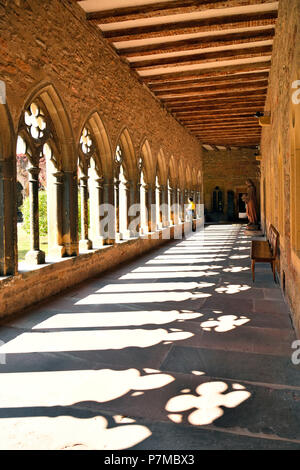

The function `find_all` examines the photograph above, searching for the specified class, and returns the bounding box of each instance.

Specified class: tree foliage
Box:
[21,190,48,236]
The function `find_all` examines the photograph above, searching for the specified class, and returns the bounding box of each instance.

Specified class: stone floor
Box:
[0,224,299,450]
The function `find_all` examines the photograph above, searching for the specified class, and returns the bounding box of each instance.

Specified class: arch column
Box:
[179,189,184,223]
[155,182,162,230]
[160,184,169,228]
[140,179,147,235]
[89,176,105,248]
[0,158,17,275]
[121,181,131,239]
[62,170,79,256]
[114,178,121,242]
[145,183,156,232]
[196,191,201,218]
[170,186,178,225]
[127,181,141,238]
[102,178,115,244]
[48,170,66,258]
[25,166,45,265]
[173,187,180,225]
[176,188,182,224]
[79,175,92,251]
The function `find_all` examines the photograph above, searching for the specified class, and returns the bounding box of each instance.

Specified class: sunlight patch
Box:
[166,381,250,426]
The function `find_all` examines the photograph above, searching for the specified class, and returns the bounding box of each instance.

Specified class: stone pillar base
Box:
[63,242,79,257]
[115,233,122,243]
[92,237,106,249]
[48,245,66,259]
[25,250,46,265]
[79,239,93,251]
[122,230,136,239]
[103,238,115,246]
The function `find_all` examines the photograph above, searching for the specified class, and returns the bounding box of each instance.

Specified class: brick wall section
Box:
[203,148,260,216]
[0,0,202,174]
[260,0,300,335]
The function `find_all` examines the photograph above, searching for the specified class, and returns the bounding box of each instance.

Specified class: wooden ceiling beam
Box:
[143,60,271,83]
[169,103,265,113]
[198,141,260,145]
[177,115,261,122]
[186,124,261,130]
[119,29,275,57]
[155,80,268,97]
[149,72,270,91]
[160,88,267,100]
[189,130,261,134]
[170,101,265,110]
[164,92,267,102]
[85,1,278,24]
[162,90,267,104]
[181,117,259,124]
[174,108,264,116]
[194,125,261,129]
[170,106,265,114]
[103,11,277,41]
[131,45,272,70]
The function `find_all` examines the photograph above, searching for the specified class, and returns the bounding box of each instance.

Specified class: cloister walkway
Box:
[0,224,299,450]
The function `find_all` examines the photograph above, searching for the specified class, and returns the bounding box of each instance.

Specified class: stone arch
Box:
[168,155,178,188]
[178,160,186,189]
[78,110,113,178]
[115,127,137,182]
[140,138,154,184]
[17,82,78,259]
[192,168,198,189]
[185,165,193,189]
[0,103,17,275]
[18,81,76,171]
[156,148,168,186]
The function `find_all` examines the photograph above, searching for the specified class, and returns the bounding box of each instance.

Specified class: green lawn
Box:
[17,225,48,261]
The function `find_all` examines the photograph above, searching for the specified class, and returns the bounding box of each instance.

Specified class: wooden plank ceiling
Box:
[77,0,278,148]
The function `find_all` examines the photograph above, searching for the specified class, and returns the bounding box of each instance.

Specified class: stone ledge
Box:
[0,221,201,320]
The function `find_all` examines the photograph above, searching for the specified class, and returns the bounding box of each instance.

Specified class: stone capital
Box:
[27,166,40,181]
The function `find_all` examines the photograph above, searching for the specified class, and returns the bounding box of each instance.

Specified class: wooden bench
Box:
[250,224,279,283]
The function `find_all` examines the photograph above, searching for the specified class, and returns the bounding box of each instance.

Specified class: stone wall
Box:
[203,148,260,220]
[260,0,300,335]
[0,0,202,177]
[0,0,203,310]
[0,222,198,320]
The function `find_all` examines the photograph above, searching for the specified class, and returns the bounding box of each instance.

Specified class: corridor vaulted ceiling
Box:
[77,0,279,148]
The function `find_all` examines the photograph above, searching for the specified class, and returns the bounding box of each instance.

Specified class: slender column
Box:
[145,183,156,232]
[90,177,105,248]
[62,170,79,256]
[121,181,131,239]
[0,158,17,275]
[127,181,140,237]
[161,184,169,228]
[114,178,121,242]
[48,170,65,258]
[25,166,45,264]
[196,191,201,217]
[173,187,179,225]
[179,189,184,223]
[169,188,177,225]
[140,180,147,235]
[156,183,162,230]
[102,178,115,244]
[184,189,190,221]
[79,175,92,251]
